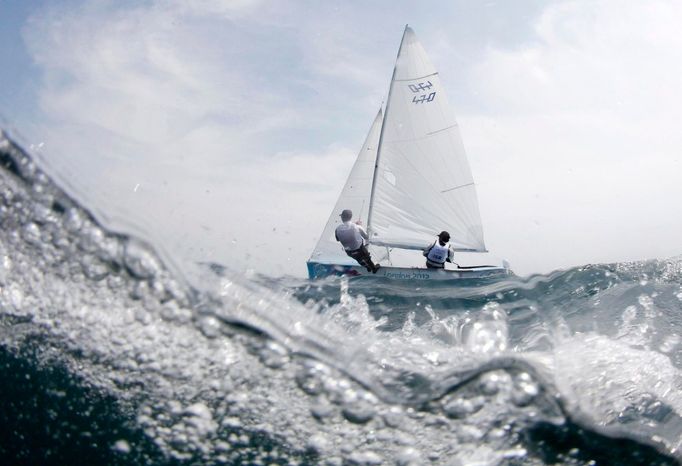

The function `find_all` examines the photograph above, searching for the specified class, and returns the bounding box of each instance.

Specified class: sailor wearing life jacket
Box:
[334,209,380,273]
[423,231,454,268]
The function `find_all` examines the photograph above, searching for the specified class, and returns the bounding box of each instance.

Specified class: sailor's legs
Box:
[346,245,379,273]
[425,261,445,269]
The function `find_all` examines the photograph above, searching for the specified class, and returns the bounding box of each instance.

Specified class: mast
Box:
[366,24,409,240]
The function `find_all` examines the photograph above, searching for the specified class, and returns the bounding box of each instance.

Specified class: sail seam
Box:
[440,182,474,193]
[394,72,439,82]
[427,124,458,136]
[385,126,457,144]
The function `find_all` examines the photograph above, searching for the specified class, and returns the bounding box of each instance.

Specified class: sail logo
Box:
[409,81,433,92]
[409,81,436,104]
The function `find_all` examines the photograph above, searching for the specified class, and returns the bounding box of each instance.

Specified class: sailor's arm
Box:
[356,224,369,240]
[446,246,455,263]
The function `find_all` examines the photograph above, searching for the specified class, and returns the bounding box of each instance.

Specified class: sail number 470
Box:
[412,92,436,104]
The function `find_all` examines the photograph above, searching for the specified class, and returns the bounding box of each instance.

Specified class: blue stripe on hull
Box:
[307,262,362,279]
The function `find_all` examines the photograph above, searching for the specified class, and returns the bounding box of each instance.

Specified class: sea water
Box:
[1,131,681,465]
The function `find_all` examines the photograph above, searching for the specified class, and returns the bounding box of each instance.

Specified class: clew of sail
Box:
[308,109,383,264]
[367,26,486,252]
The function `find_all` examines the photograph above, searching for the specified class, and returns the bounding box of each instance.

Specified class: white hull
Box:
[307,261,511,281]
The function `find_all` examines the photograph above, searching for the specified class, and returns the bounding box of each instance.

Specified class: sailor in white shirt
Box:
[335,209,380,273]
[423,231,454,268]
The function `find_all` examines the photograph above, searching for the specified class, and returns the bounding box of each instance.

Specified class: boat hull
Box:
[306,261,511,281]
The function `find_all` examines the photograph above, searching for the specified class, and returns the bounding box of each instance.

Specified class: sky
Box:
[0,0,680,278]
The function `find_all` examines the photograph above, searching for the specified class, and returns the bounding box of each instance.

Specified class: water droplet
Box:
[197,315,222,338]
[124,240,161,279]
[347,450,383,465]
[258,341,289,369]
[464,304,508,354]
[442,395,484,418]
[479,371,511,396]
[342,401,375,424]
[341,389,377,424]
[22,222,41,245]
[511,372,539,407]
[64,208,84,232]
[310,399,335,421]
[113,439,131,454]
[80,255,109,280]
[295,361,331,396]
[392,447,420,466]
[382,406,404,428]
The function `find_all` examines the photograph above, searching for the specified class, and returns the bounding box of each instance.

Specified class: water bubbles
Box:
[78,224,106,253]
[80,255,109,281]
[32,202,55,225]
[160,301,193,324]
[296,360,330,396]
[341,394,376,424]
[401,311,417,337]
[382,406,404,428]
[0,254,11,285]
[64,207,84,232]
[659,334,680,353]
[396,447,422,466]
[442,395,484,419]
[124,240,161,279]
[112,439,131,454]
[638,294,655,316]
[479,371,511,396]
[347,450,383,465]
[464,302,508,354]
[134,308,152,325]
[310,399,335,421]
[197,315,222,339]
[501,448,528,460]
[21,222,41,246]
[183,402,218,437]
[622,305,638,324]
[258,341,289,369]
[306,433,330,454]
[511,372,539,407]
[423,351,440,365]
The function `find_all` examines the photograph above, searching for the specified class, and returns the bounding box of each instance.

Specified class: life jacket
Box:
[426,241,449,265]
[335,222,364,251]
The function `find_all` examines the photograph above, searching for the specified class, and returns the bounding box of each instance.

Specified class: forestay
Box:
[367,26,486,252]
[308,110,383,264]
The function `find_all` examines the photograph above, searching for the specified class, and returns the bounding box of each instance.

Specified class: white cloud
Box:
[463,0,682,273]
[20,0,364,275]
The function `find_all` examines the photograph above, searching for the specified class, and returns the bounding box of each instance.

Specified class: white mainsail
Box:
[309,109,383,264]
[367,26,486,252]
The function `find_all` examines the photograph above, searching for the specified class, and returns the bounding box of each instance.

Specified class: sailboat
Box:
[307,26,511,280]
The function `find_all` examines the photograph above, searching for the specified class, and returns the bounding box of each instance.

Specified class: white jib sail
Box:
[368,26,486,252]
[309,109,383,264]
